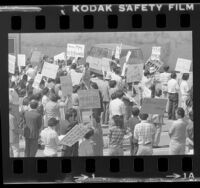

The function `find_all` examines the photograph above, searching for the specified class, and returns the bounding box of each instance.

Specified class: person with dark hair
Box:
[167,71,179,120]
[111,66,123,90]
[109,80,118,99]
[186,111,193,154]
[108,115,125,156]
[40,118,60,157]
[168,107,188,155]
[44,93,69,132]
[60,108,79,156]
[141,70,153,99]
[78,128,94,156]
[109,90,125,127]
[180,73,190,114]
[127,107,141,156]
[24,100,42,157]
[134,113,156,155]
[70,63,77,70]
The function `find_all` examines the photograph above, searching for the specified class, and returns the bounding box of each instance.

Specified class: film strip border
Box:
[8,156,199,182]
[1,4,200,182]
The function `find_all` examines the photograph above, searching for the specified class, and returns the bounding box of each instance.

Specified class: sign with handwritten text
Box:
[67,43,85,57]
[126,64,143,83]
[175,58,192,73]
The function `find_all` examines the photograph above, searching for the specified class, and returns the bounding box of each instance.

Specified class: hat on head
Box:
[48,118,59,127]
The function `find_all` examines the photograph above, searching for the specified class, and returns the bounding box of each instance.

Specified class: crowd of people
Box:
[9,53,193,157]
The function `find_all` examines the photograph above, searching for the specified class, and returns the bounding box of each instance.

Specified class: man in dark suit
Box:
[24,100,42,157]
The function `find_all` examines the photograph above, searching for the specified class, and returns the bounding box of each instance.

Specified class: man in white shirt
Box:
[167,72,179,120]
[109,90,125,125]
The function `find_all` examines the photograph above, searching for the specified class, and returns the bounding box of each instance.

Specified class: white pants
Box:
[169,141,185,155]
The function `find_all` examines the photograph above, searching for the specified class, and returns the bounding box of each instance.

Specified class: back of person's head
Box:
[22,74,28,81]
[163,65,169,72]
[65,108,77,120]
[22,97,29,106]
[49,93,58,102]
[115,67,121,75]
[139,113,149,120]
[71,63,77,70]
[84,128,94,140]
[90,82,98,89]
[109,80,117,88]
[115,90,124,99]
[171,72,177,79]
[48,118,59,127]
[111,92,117,100]
[28,64,33,68]
[144,70,150,77]
[132,107,140,117]
[176,107,185,118]
[29,100,38,109]
[55,77,60,84]
[73,85,80,93]
[155,88,162,97]
[182,73,189,81]
[48,78,55,83]
[189,110,193,121]
[112,115,124,128]
[32,93,42,101]
[42,87,49,96]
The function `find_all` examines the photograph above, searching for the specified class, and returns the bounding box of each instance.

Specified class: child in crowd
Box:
[78,128,94,156]
[108,115,125,156]
[127,107,141,155]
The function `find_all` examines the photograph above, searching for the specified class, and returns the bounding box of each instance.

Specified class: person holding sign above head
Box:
[40,118,60,157]
[167,72,179,120]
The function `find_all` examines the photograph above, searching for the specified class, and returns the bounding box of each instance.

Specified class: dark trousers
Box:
[25,138,38,157]
[61,142,79,157]
[101,102,109,124]
[168,93,179,120]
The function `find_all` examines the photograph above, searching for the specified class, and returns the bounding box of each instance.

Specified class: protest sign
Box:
[115,45,121,59]
[30,51,42,66]
[70,71,83,86]
[54,52,66,61]
[101,58,111,72]
[67,43,85,57]
[145,59,163,72]
[41,62,59,79]
[60,75,73,97]
[17,54,26,67]
[32,74,43,89]
[126,64,143,83]
[126,51,132,62]
[175,58,192,73]
[78,89,101,109]
[60,124,90,147]
[141,98,168,115]
[150,46,161,60]
[9,54,16,74]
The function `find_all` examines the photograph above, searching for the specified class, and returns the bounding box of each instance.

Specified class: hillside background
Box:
[14,31,192,71]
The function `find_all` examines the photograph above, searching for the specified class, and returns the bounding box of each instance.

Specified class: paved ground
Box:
[18,110,179,157]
